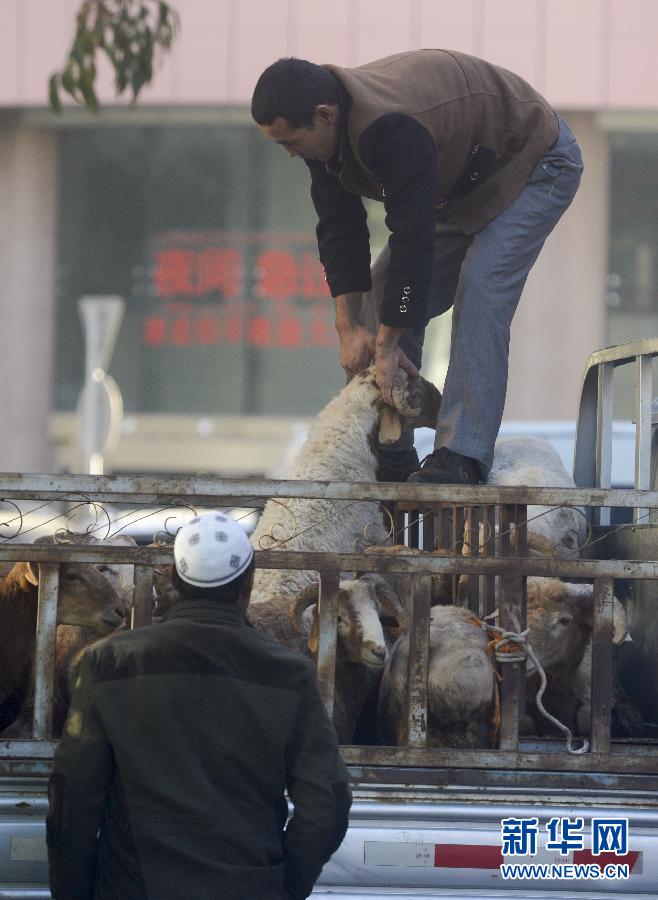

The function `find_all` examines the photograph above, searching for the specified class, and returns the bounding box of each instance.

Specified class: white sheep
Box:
[284,574,406,744]
[378,603,494,748]
[486,436,586,558]
[249,366,441,606]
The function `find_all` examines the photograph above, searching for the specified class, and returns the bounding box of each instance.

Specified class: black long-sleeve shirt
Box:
[307,112,438,328]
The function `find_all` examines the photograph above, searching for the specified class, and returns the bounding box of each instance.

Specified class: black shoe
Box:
[376,448,420,483]
[406,447,483,485]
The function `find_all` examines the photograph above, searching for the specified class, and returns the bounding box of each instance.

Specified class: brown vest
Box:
[323,50,559,234]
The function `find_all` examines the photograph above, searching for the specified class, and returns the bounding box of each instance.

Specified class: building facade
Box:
[1,0,656,475]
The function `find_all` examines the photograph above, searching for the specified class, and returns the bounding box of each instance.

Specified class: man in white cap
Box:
[47,511,351,900]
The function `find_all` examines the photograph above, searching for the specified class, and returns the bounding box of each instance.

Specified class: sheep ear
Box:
[25,562,39,586]
[401,375,442,428]
[362,573,406,624]
[378,407,402,444]
[307,607,319,655]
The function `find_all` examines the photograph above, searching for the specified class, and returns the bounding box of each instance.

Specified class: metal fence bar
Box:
[1,543,658,580]
[463,505,481,614]
[590,576,615,755]
[422,506,435,552]
[405,574,431,747]
[32,564,59,740]
[394,506,406,545]
[498,505,525,752]
[1,475,658,508]
[316,566,340,719]
[481,505,497,618]
[132,564,154,628]
[342,746,658,774]
[635,354,653,523]
[595,362,614,526]
[408,509,420,549]
[451,505,465,604]
[652,419,658,525]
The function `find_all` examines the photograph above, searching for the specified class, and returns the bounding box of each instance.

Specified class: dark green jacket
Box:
[47,599,351,900]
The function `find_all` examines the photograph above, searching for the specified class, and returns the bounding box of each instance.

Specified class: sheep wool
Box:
[249,370,392,605]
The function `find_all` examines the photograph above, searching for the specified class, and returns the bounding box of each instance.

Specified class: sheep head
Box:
[525,506,586,559]
[290,575,405,667]
[21,558,124,633]
[526,577,628,673]
[34,531,138,615]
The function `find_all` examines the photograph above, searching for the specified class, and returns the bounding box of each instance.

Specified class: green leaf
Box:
[61,64,76,96]
[48,73,63,113]
[79,64,99,112]
[49,1,180,112]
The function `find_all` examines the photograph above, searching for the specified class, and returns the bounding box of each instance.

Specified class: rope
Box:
[479,615,590,756]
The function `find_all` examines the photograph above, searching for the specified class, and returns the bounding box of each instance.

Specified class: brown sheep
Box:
[0,559,124,736]
[523,577,628,737]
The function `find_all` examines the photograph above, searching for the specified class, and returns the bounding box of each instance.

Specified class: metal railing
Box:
[1,475,657,785]
[574,336,658,525]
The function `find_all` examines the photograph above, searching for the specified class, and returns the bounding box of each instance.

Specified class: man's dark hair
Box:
[251,57,340,128]
[171,556,255,604]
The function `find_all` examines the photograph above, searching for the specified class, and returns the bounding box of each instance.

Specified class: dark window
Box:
[55,119,345,416]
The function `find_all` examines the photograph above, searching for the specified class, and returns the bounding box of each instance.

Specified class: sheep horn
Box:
[289,583,320,635]
[565,583,629,646]
[526,530,561,556]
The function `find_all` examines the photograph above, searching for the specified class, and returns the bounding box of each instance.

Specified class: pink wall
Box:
[2,0,657,108]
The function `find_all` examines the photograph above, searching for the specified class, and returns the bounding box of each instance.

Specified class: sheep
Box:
[46,531,139,615]
[248,365,441,606]
[0,557,124,736]
[572,641,647,739]
[148,561,406,743]
[378,604,495,748]
[147,556,406,743]
[522,578,628,737]
[377,576,628,748]
[486,436,587,558]
[469,437,639,736]
[24,532,139,734]
[253,574,406,744]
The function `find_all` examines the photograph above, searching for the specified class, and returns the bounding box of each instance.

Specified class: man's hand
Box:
[337,325,376,376]
[335,293,375,377]
[375,324,419,405]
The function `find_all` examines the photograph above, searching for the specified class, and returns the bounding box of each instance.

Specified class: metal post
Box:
[132,565,154,628]
[405,573,431,747]
[590,576,615,755]
[634,355,653,523]
[32,565,59,740]
[316,566,340,720]
[498,505,525,751]
[596,362,614,526]
[465,505,482,614]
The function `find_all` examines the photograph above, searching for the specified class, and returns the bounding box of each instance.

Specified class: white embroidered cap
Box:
[174,511,254,588]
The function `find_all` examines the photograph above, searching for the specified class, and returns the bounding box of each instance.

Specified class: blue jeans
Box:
[362,115,584,472]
